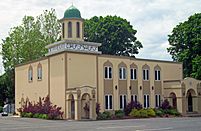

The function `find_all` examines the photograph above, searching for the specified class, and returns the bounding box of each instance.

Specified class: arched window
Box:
[68,22,72,38]
[62,23,65,38]
[76,22,80,38]
[154,65,161,81]
[28,66,33,82]
[37,63,42,80]
[142,64,150,81]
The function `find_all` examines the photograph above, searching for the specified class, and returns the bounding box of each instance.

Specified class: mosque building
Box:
[15,5,201,120]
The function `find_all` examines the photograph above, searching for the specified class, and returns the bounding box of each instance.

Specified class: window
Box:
[62,23,65,38]
[28,66,33,81]
[37,65,42,80]
[155,70,161,81]
[68,22,72,38]
[120,95,127,109]
[144,94,150,108]
[130,68,137,80]
[143,69,149,80]
[76,22,80,38]
[105,95,113,109]
[155,94,161,107]
[104,66,112,79]
[119,67,126,80]
[131,95,137,102]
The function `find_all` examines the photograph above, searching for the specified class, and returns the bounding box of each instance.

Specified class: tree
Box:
[1,9,61,102]
[84,16,142,56]
[167,13,201,79]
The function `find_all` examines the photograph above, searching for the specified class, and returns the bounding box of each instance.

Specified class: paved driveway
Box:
[0,117,201,131]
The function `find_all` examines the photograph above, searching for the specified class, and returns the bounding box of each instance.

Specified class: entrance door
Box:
[188,93,193,112]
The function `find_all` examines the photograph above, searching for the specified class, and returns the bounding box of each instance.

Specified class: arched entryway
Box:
[169,92,177,109]
[81,93,91,119]
[68,94,75,119]
[187,89,196,112]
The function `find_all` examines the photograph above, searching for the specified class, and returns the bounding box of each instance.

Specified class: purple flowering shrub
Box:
[161,99,172,110]
[124,101,142,116]
[18,95,63,119]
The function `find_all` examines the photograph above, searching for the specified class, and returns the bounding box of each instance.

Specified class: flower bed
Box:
[18,96,63,120]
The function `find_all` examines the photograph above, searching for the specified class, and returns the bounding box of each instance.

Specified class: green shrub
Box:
[139,109,148,118]
[39,114,44,119]
[97,111,112,120]
[0,106,3,113]
[27,112,33,118]
[129,109,140,118]
[115,110,125,118]
[167,109,180,116]
[155,109,164,117]
[41,114,48,119]
[147,109,156,117]
[33,113,40,118]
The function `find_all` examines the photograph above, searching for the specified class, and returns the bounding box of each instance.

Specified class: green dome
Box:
[64,5,81,19]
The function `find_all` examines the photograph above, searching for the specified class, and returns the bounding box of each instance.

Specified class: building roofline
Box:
[99,54,182,64]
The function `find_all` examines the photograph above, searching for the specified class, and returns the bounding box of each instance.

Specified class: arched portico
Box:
[186,89,197,112]
[169,92,177,109]
[66,86,96,120]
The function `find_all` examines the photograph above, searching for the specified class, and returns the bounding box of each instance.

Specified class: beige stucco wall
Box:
[15,58,49,112]
[67,52,97,88]
[98,55,183,112]
[49,53,66,117]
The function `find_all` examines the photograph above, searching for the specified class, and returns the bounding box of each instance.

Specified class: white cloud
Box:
[0,0,201,74]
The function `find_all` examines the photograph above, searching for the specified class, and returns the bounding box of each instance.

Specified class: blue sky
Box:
[0,0,201,74]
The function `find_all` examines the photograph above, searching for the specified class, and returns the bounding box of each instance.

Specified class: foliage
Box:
[97,111,112,120]
[147,108,156,117]
[166,109,181,116]
[96,103,101,115]
[129,109,149,118]
[0,106,3,113]
[18,95,63,120]
[114,110,125,118]
[84,16,142,56]
[154,108,165,117]
[167,13,201,79]
[124,101,142,116]
[0,9,61,103]
[161,99,172,110]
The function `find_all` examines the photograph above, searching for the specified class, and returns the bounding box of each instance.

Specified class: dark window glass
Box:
[124,95,127,108]
[158,71,161,80]
[134,69,137,79]
[104,67,108,78]
[159,95,161,107]
[147,70,149,80]
[105,96,108,109]
[62,23,65,38]
[135,95,137,102]
[76,22,80,38]
[147,95,150,108]
[109,95,112,109]
[131,69,134,79]
[144,95,146,108]
[131,95,134,102]
[109,67,112,79]
[68,22,72,38]
[119,68,122,79]
[155,70,157,80]
[143,70,145,80]
[120,95,123,109]
[155,95,158,107]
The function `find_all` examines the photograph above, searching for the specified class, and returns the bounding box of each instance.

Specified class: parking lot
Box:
[0,116,201,131]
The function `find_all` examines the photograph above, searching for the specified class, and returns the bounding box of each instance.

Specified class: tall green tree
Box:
[167,13,201,79]
[84,16,142,56]
[0,9,61,102]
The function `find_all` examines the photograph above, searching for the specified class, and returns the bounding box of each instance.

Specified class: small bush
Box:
[167,109,180,116]
[124,101,142,116]
[41,114,48,119]
[97,111,112,120]
[26,112,33,118]
[129,109,140,118]
[0,106,3,113]
[140,109,148,118]
[115,110,125,118]
[161,99,172,110]
[155,109,164,117]
[33,113,40,118]
[147,109,156,117]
